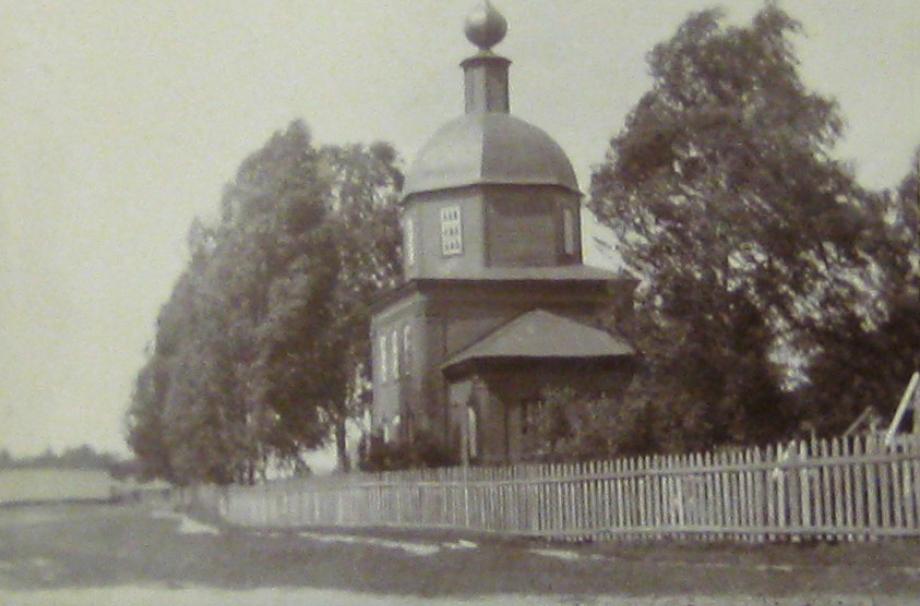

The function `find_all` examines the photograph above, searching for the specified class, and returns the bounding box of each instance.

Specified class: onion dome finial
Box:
[464,1,507,51]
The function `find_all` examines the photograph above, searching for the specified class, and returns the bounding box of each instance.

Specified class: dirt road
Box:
[1,503,919,605]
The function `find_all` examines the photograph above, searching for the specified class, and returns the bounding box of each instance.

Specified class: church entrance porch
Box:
[447,359,633,465]
[442,310,634,465]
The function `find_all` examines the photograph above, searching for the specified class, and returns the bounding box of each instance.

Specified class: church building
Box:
[370,2,636,464]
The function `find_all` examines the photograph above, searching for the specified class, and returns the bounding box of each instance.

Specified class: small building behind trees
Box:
[369,2,635,465]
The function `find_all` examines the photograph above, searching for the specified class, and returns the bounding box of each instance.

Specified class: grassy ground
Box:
[0,469,117,505]
[1,503,920,604]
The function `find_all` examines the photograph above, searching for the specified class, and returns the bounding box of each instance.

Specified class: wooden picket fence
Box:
[193,433,920,543]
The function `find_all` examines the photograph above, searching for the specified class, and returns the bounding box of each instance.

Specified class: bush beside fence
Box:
[189,434,920,543]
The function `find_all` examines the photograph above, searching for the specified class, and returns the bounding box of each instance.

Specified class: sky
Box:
[1,0,918,458]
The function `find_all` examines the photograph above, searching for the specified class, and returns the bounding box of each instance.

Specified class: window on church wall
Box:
[378,334,388,383]
[404,217,415,266]
[467,404,479,460]
[383,414,401,444]
[440,206,463,256]
[391,328,400,378]
[562,206,577,257]
[402,323,412,372]
[404,411,414,443]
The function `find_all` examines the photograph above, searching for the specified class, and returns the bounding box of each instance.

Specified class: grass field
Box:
[0,469,119,505]
[2,503,920,604]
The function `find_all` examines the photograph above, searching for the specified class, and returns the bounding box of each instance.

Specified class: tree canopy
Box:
[589,4,918,451]
[0,445,119,472]
[798,148,920,432]
[126,121,402,484]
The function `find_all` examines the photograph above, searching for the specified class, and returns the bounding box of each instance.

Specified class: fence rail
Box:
[191,433,920,543]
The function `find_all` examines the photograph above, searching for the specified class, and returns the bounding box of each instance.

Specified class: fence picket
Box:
[600,459,611,537]
[717,450,729,539]
[680,454,690,536]
[866,435,879,540]
[702,452,712,539]
[814,438,826,538]
[734,449,744,540]
[620,457,629,539]
[615,457,623,537]
[664,454,675,538]
[843,438,855,539]
[562,461,570,538]
[853,436,866,540]
[908,440,919,530]
[752,447,764,542]
[644,456,652,538]
[196,435,920,545]
[892,441,904,531]
[830,438,843,540]
[765,445,775,542]
[879,436,892,532]
[695,453,706,539]
[721,450,732,540]
[742,448,752,541]
[736,449,746,541]
[592,460,601,537]
[567,462,577,540]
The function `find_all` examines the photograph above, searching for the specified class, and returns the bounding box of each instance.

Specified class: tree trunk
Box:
[335,419,350,472]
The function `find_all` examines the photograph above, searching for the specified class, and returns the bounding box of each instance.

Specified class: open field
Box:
[2,503,920,604]
[0,469,118,505]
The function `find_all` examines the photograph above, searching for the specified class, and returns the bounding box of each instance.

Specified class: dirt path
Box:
[1,588,916,606]
[1,503,919,604]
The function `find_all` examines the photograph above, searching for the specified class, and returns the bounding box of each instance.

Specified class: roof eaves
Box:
[441,309,634,371]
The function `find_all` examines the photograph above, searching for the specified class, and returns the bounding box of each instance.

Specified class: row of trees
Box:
[126,123,402,484]
[0,445,119,471]
[126,5,917,480]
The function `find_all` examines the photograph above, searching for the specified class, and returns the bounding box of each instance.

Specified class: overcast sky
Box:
[1,0,918,457]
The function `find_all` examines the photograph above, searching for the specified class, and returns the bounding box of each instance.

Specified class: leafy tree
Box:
[250,142,403,471]
[126,352,175,481]
[798,147,920,432]
[590,5,876,448]
[206,121,333,477]
[126,121,403,482]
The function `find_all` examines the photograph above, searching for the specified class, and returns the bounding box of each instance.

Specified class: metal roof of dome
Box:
[402,112,580,198]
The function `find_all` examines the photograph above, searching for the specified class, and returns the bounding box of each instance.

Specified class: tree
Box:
[250,142,403,471]
[126,122,329,484]
[205,120,334,477]
[126,121,403,482]
[589,5,875,448]
[126,349,176,481]
[798,147,920,432]
[0,445,117,471]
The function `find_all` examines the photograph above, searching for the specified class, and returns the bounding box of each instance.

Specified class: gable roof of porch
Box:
[442,309,633,375]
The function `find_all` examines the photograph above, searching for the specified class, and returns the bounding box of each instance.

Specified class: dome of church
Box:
[402,112,579,197]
